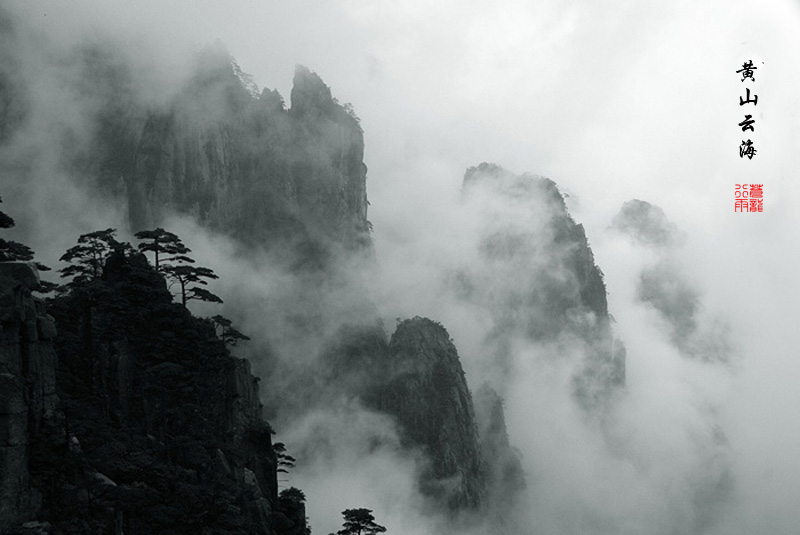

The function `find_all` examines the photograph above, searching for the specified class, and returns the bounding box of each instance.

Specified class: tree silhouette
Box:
[137,229,223,307]
[279,487,305,503]
[211,314,250,346]
[0,238,34,262]
[135,228,193,270]
[278,487,312,535]
[335,509,386,535]
[273,441,296,484]
[0,196,51,273]
[59,228,125,287]
[0,199,14,229]
[162,263,223,306]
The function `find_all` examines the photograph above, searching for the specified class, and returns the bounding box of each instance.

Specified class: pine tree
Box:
[335,509,386,535]
[0,201,14,229]
[211,314,251,346]
[134,228,193,270]
[0,196,51,273]
[59,228,123,287]
[272,442,297,477]
[162,263,223,306]
[279,487,305,503]
[134,228,223,307]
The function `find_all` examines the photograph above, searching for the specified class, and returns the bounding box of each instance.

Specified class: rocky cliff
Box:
[0,12,370,262]
[315,316,532,520]
[473,384,524,518]
[460,163,625,407]
[1,11,632,527]
[367,317,485,511]
[0,252,298,534]
[1,18,500,524]
[0,262,59,533]
[87,45,370,263]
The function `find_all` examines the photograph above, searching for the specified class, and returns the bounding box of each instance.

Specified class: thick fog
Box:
[2,1,800,534]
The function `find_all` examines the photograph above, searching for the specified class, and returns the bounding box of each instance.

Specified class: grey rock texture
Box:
[0,253,295,534]
[89,48,370,262]
[0,262,59,533]
[473,383,524,516]
[460,163,625,407]
[611,199,682,248]
[371,317,485,510]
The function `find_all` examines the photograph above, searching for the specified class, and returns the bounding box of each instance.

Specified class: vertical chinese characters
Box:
[735,60,762,212]
[737,60,758,160]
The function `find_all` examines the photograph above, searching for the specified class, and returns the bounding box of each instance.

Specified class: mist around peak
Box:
[2,2,799,534]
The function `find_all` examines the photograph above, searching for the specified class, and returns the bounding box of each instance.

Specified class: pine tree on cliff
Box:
[272,441,296,485]
[280,487,305,503]
[0,198,13,229]
[59,228,127,287]
[277,487,312,535]
[135,227,223,307]
[57,229,136,395]
[0,195,51,274]
[333,509,387,535]
[211,314,251,346]
[162,262,223,306]
[135,228,192,270]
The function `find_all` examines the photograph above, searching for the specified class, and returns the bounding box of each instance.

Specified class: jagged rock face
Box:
[473,384,524,518]
[462,163,609,337]
[287,66,369,253]
[316,321,505,517]
[369,317,485,511]
[272,490,308,535]
[89,48,370,262]
[460,163,625,406]
[0,262,60,533]
[0,24,371,261]
[19,252,283,534]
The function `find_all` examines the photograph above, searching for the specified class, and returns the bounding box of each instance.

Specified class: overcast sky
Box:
[6,1,800,533]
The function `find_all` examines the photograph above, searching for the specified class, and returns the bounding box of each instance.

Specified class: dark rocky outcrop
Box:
[314,315,536,522]
[0,262,60,533]
[315,319,492,513]
[271,488,309,535]
[0,252,303,534]
[44,251,281,534]
[460,163,625,407]
[368,317,485,511]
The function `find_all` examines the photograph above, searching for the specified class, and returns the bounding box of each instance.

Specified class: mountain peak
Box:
[611,199,682,247]
[290,64,334,117]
